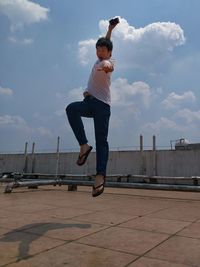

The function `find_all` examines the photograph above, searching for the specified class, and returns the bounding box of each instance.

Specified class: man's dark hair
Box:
[96,37,113,51]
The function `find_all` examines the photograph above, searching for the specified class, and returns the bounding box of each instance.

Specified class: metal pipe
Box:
[2,172,200,194]
[7,179,200,192]
[1,173,200,181]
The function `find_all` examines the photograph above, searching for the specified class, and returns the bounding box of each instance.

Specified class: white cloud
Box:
[36,126,52,137]
[175,108,200,123]
[61,78,152,120]
[78,39,96,65]
[109,114,123,129]
[143,117,179,133]
[8,36,34,44]
[0,114,52,137]
[0,115,25,126]
[0,0,49,31]
[143,111,200,136]
[55,109,65,117]
[162,91,196,109]
[64,78,152,113]
[67,87,84,102]
[111,78,152,108]
[78,17,185,70]
[0,86,13,96]
[102,18,185,69]
[55,87,84,117]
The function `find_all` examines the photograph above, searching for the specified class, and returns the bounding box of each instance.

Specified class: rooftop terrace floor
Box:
[1,185,200,266]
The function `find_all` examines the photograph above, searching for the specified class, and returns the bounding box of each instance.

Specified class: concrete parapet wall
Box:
[0,150,200,177]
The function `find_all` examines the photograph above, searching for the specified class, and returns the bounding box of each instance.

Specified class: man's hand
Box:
[97,64,114,73]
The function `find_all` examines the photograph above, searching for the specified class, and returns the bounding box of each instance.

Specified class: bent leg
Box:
[66,101,91,146]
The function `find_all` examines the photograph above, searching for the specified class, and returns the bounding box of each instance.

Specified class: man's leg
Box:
[66,100,92,161]
[93,102,110,191]
[66,101,90,145]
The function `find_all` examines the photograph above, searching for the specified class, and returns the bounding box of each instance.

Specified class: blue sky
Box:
[0,0,200,152]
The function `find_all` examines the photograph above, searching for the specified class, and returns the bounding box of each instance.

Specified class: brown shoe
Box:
[76,146,93,166]
[92,177,105,197]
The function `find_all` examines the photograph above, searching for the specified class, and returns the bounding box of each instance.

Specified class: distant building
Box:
[173,138,200,150]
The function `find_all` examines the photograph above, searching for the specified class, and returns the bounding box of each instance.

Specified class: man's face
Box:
[96,46,112,60]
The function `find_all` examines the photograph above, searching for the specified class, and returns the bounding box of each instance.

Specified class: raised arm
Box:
[105,18,119,40]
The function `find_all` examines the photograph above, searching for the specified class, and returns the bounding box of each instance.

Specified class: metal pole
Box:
[23,142,28,173]
[140,135,146,175]
[55,136,60,178]
[31,142,35,173]
[152,135,157,176]
[153,135,156,151]
[140,134,143,151]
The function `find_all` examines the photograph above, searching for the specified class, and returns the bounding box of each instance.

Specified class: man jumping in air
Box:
[66,18,119,197]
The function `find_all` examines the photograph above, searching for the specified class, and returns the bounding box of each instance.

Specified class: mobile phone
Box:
[109,17,119,26]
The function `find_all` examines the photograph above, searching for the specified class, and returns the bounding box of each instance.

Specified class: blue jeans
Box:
[66,95,111,177]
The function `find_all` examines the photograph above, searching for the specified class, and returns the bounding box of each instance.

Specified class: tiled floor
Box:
[1,185,200,266]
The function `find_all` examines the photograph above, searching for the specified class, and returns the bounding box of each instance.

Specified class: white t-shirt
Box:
[85,59,114,106]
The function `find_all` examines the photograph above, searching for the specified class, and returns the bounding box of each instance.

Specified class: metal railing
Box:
[1,172,200,194]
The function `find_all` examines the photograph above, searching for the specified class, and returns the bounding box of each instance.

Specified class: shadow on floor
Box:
[0,222,91,261]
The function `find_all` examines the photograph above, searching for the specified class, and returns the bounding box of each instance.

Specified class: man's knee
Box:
[66,103,75,116]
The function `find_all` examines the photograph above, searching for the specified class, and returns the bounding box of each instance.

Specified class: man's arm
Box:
[98,20,119,73]
[105,23,118,40]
